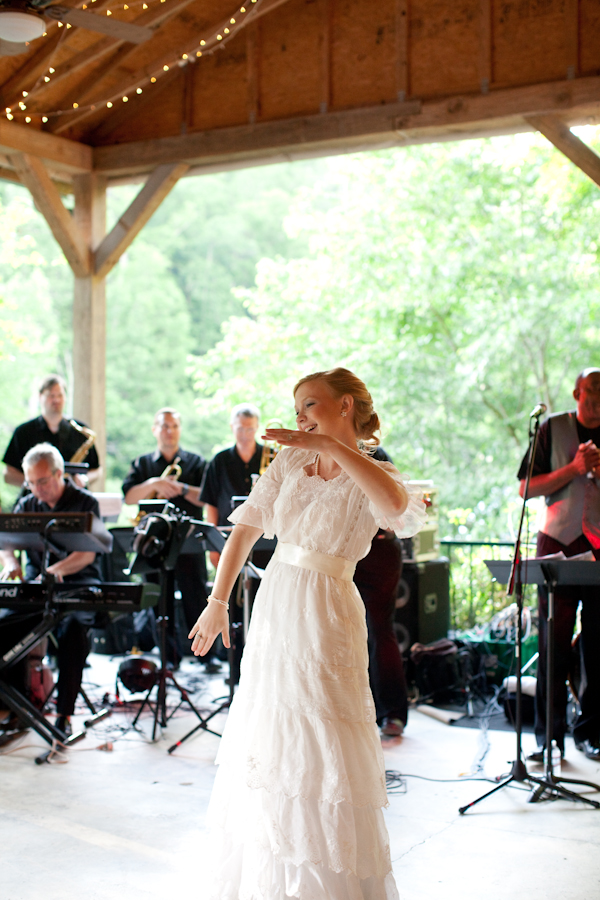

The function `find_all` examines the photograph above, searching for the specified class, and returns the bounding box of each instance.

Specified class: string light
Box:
[25,116,31,123]
[6,113,13,120]
[8,0,268,123]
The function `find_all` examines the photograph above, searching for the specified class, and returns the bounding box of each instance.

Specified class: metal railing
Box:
[440,539,537,631]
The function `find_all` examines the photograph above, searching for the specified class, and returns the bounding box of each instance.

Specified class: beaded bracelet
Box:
[208,594,229,611]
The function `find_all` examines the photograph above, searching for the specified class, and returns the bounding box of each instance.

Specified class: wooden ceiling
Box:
[0,0,599,188]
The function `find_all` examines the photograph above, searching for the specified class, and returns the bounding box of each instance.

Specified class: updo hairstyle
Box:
[293,367,381,447]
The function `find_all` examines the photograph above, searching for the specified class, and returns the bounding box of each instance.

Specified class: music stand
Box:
[0,513,112,752]
[125,509,227,742]
[460,558,600,810]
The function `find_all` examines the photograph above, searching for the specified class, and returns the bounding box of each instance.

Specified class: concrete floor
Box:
[2,653,600,900]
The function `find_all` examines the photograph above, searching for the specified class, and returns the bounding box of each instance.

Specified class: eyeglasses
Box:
[24,471,60,489]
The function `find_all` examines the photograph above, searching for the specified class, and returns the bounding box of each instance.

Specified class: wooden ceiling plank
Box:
[9,152,90,276]
[49,0,296,135]
[94,161,189,277]
[478,0,492,93]
[17,0,197,114]
[395,0,408,101]
[319,0,331,114]
[0,32,63,109]
[86,67,180,142]
[0,120,91,173]
[526,114,600,189]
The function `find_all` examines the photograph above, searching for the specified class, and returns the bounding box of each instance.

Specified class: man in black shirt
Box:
[517,367,600,760]
[200,403,267,683]
[3,374,101,490]
[122,408,211,669]
[0,444,103,735]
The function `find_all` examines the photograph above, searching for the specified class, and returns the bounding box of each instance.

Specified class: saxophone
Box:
[259,421,284,475]
[69,420,96,463]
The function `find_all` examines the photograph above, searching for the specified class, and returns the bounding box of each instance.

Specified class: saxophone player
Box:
[122,408,216,671]
[3,374,101,490]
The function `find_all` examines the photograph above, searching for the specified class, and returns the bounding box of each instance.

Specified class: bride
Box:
[190,367,426,899]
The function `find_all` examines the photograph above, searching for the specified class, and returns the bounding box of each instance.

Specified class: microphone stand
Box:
[459,410,599,813]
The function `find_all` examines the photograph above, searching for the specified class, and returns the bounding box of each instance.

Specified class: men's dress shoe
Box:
[527,747,545,763]
[380,717,405,737]
[575,738,600,760]
[203,661,222,675]
[55,716,72,737]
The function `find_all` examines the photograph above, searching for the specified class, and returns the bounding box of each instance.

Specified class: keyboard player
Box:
[0,443,102,736]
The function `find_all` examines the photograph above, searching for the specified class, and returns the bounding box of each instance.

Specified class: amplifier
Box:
[394,558,450,654]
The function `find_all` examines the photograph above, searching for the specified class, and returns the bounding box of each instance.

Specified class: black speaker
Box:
[394,559,450,654]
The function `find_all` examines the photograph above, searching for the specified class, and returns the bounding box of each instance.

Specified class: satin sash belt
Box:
[273,542,356,581]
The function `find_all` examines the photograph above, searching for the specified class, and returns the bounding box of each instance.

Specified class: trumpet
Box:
[69,420,96,463]
[149,456,182,498]
[259,420,284,475]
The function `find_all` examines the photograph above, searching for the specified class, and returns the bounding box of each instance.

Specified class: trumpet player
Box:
[122,408,216,671]
[3,374,101,490]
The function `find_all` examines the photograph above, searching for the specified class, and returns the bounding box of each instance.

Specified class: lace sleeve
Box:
[227,447,289,539]
[368,461,428,538]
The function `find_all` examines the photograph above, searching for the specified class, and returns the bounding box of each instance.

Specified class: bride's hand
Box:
[263,428,334,453]
[189,602,230,657]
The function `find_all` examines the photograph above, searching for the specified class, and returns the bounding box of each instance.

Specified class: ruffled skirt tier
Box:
[204,560,399,899]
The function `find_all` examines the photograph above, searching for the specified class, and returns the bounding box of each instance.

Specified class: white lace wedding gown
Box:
[205,447,426,900]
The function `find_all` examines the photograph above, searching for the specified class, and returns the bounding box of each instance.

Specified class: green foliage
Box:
[191,130,600,544]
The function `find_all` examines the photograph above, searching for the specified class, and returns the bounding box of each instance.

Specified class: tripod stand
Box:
[127,509,226,742]
[167,552,264,754]
[460,414,600,814]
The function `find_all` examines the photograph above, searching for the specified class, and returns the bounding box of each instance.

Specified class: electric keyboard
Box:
[0,581,160,612]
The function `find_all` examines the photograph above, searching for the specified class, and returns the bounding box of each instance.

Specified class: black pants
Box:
[354,535,408,725]
[535,532,600,748]
[0,610,91,718]
[149,553,208,665]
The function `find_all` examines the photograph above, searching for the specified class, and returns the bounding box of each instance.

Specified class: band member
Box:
[0,444,103,736]
[517,367,600,761]
[200,404,269,683]
[200,403,264,565]
[122,408,214,670]
[354,446,409,737]
[3,374,101,490]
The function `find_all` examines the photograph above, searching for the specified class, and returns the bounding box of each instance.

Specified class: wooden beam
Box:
[92,73,600,177]
[94,162,189,278]
[526,114,600,189]
[73,173,107,489]
[0,120,91,173]
[9,152,90,276]
[246,23,259,125]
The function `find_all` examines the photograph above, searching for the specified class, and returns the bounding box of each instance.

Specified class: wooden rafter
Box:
[0,120,91,173]
[9,152,90,276]
[526,115,600,189]
[21,0,198,116]
[94,162,189,277]
[49,0,296,134]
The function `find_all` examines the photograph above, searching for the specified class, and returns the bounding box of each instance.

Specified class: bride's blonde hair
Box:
[293,367,381,446]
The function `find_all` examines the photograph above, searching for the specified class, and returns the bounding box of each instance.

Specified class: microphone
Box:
[530,403,547,419]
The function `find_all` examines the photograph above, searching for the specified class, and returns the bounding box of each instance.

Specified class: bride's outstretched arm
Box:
[266,428,409,518]
[189,522,263,657]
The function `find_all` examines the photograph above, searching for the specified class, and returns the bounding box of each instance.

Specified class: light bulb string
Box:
[5,0,265,122]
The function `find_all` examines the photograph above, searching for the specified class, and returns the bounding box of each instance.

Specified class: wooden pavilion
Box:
[0,0,599,476]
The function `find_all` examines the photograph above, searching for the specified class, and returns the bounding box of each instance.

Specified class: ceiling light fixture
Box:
[0,7,45,43]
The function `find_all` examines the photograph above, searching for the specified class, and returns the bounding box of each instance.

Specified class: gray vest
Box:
[541,411,600,547]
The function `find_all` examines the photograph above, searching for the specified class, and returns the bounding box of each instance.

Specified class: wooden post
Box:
[72,174,107,489]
